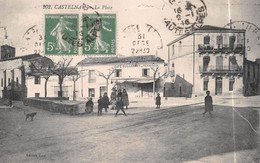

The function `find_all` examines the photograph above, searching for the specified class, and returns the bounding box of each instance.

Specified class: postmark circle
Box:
[121,24,163,56]
[22,25,44,54]
[163,0,207,34]
[224,21,260,61]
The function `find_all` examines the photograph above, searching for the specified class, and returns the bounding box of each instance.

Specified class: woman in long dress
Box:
[122,89,129,109]
[88,16,112,53]
[50,17,74,53]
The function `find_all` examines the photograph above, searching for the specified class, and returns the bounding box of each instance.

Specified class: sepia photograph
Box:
[0,0,259,162]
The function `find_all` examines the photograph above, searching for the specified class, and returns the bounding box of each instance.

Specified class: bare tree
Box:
[50,58,77,101]
[96,68,116,93]
[28,57,54,98]
[68,69,88,101]
[150,66,167,99]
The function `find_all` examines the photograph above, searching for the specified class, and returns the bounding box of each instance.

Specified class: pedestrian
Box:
[122,89,129,109]
[115,96,127,117]
[203,90,213,117]
[110,87,117,110]
[117,88,122,98]
[156,93,161,108]
[97,96,104,116]
[102,92,110,112]
[85,98,94,113]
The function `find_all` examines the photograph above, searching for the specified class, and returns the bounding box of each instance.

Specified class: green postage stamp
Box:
[45,14,78,55]
[82,13,116,55]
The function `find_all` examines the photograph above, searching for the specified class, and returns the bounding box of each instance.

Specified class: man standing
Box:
[102,92,110,112]
[115,96,127,117]
[203,91,213,117]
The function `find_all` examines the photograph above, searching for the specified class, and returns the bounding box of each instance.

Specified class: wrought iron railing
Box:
[199,65,243,73]
[198,44,244,53]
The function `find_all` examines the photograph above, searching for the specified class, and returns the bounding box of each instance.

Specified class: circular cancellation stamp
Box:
[163,0,207,34]
[22,25,44,54]
[121,24,163,56]
[224,21,260,60]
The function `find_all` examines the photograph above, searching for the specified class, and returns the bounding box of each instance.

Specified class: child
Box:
[203,91,213,117]
[97,96,104,116]
[156,93,161,108]
[85,98,94,113]
[115,96,127,117]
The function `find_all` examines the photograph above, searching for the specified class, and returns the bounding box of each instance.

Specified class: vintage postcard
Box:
[0,0,259,162]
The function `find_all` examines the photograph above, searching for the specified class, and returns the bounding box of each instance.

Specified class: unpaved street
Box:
[0,100,259,162]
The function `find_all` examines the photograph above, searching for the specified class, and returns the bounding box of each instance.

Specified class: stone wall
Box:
[23,98,80,115]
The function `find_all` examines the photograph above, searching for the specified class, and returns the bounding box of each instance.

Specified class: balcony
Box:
[198,44,244,54]
[199,65,243,74]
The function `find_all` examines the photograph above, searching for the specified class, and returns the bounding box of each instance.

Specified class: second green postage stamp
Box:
[45,14,78,55]
[82,13,116,55]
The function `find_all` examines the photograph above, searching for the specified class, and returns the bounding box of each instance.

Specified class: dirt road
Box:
[0,102,258,162]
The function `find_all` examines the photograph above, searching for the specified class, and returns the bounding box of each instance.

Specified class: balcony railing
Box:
[198,44,244,53]
[199,65,243,73]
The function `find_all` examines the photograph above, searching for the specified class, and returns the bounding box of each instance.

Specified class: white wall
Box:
[172,35,194,85]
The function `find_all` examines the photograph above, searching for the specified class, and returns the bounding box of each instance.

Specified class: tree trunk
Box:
[59,76,63,102]
[73,81,76,101]
[106,78,109,93]
[153,78,156,99]
[44,78,49,98]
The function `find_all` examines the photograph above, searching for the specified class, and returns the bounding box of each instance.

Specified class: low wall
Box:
[23,98,80,115]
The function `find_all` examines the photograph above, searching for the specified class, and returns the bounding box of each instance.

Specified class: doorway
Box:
[215,77,222,95]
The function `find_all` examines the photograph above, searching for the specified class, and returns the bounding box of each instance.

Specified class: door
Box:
[100,86,106,97]
[217,36,223,49]
[203,56,210,71]
[215,77,222,95]
[229,36,236,50]
[216,56,223,70]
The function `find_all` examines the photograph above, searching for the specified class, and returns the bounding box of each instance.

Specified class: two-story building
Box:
[0,45,75,100]
[167,25,246,97]
[77,55,165,99]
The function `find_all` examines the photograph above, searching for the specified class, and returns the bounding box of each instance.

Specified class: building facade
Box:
[77,55,165,100]
[0,45,75,100]
[244,59,260,96]
[167,25,246,96]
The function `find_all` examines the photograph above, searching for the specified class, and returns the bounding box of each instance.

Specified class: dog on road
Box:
[24,111,37,121]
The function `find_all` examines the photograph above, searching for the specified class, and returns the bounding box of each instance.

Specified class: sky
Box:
[0,0,259,62]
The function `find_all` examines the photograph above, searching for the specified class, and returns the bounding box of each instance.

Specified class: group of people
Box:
[85,88,214,118]
[85,87,129,117]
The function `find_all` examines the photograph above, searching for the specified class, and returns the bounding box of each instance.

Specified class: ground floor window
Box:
[35,93,40,97]
[229,78,235,91]
[89,88,95,97]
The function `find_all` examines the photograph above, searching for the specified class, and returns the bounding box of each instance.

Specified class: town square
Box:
[0,0,259,162]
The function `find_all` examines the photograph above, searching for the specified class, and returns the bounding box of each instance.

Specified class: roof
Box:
[167,25,246,46]
[195,25,245,33]
[78,55,164,66]
[0,54,42,62]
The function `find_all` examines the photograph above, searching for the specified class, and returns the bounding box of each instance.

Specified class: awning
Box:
[124,79,153,84]
[112,78,154,84]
